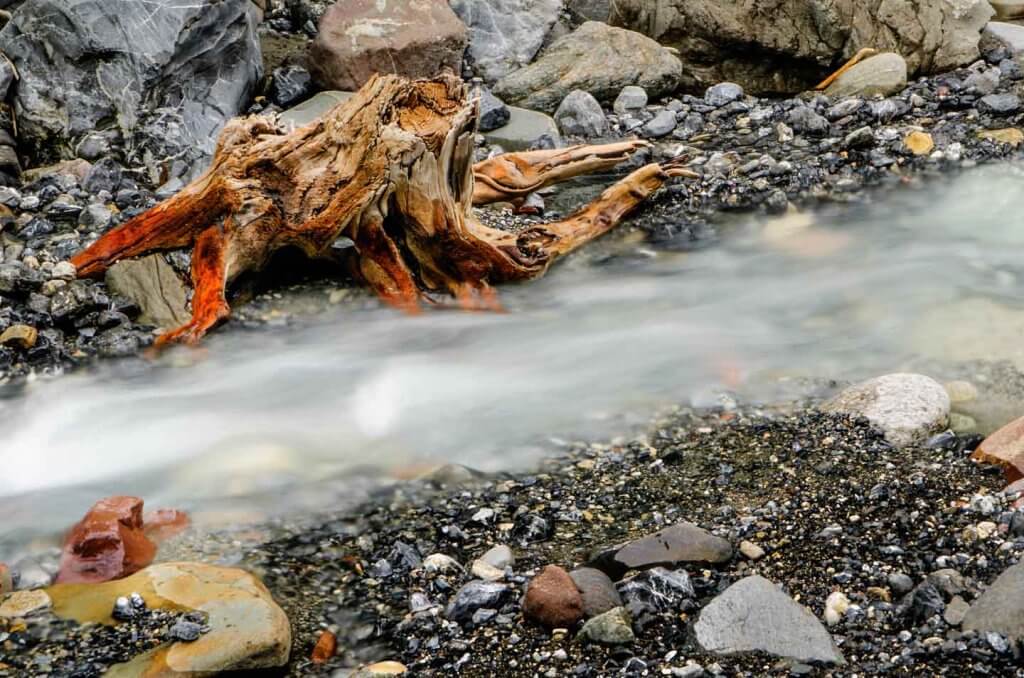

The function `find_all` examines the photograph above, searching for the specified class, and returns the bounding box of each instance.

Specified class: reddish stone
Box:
[523,565,584,628]
[144,508,191,543]
[972,415,1024,482]
[311,630,337,664]
[56,496,157,584]
[309,0,467,91]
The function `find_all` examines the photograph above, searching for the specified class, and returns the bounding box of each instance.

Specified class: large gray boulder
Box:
[0,0,262,180]
[450,0,564,83]
[610,0,993,95]
[494,21,681,114]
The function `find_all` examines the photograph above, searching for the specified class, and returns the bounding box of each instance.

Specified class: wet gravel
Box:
[236,404,1024,676]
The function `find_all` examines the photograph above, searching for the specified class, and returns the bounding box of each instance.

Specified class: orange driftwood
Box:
[71,73,693,345]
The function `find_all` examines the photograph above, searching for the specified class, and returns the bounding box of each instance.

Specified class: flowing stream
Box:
[4,163,1024,554]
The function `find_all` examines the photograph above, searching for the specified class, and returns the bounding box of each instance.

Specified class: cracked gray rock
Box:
[1,0,262,181]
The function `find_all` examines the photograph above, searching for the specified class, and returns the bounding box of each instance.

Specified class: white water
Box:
[4,164,1024,546]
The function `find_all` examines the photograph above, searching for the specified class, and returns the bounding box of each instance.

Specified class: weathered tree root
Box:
[71,73,694,346]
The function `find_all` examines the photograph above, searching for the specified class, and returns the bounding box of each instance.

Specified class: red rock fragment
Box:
[523,565,584,628]
[972,415,1024,483]
[56,496,157,584]
[144,508,191,543]
[311,630,337,664]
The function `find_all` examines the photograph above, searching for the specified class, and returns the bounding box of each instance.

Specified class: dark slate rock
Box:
[1,0,262,178]
[616,567,694,628]
[694,575,845,665]
[641,110,677,138]
[569,567,622,618]
[476,87,511,132]
[590,522,733,579]
[445,581,512,623]
[979,92,1021,113]
[270,65,312,108]
[786,107,829,136]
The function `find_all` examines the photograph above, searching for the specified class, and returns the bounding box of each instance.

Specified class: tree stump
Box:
[71,73,693,346]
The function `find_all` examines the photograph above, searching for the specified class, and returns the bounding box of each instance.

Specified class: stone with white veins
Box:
[823,373,950,447]
[695,576,844,665]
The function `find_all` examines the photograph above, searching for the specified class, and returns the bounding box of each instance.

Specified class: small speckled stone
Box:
[0,589,52,618]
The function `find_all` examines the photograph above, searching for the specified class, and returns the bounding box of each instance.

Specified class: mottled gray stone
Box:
[823,373,950,447]
[825,53,908,98]
[554,90,608,138]
[963,561,1024,640]
[695,576,845,665]
[494,21,680,113]
[450,0,564,83]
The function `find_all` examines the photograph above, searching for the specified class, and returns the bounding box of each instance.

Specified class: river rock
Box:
[269,65,312,108]
[483,106,562,151]
[610,0,992,94]
[56,496,157,585]
[475,87,511,132]
[47,562,291,673]
[354,662,409,677]
[825,53,908,98]
[973,414,1024,480]
[554,90,608,138]
[493,21,681,114]
[450,0,564,83]
[982,21,1024,56]
[105,254,191,329]
[523,565,584,628]
[569,567,621,618]
[616,567,694,628]
[591,522,732,579]
[445,581,512,623]
[1,0,262,178]
[705,82,744,107]
[309,0,467,91]
[962,561,1024,640]
[577,606,635,645]
[642,110,677,138]
[978,92,1021,114]
[823,373,950,447]
[0,589,52,618]
[0,324,38,349]
[567,0,610,21]
[991,0,1024,19]
[905,130,935,155]
[613,86,648,116]
[695,575,845,665]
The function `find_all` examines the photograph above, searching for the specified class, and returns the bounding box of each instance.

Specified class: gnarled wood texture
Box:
[71,73,693,345]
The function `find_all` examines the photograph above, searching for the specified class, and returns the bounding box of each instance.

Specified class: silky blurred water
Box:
[4,163,1024,550]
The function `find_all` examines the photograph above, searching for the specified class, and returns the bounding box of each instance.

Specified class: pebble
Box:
[642,110,678,138]
[0,324,38,349]
[823,591,850,626]
[739,540,765,560]
[169,619,204,642]
[617,567,694,628]
[569,567,622,618]
[978,93,1021,114]
[705,82,744,107]
[613,85,648,116]
[577,606,635,645]
[904,130,934,155]
[423,554,463,574]
[0,589,52,618]
[445,581,511,624]
[522,565,583,628]
[593,522,733,578]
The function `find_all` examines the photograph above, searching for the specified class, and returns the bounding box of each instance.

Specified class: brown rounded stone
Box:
[973,414,1024,482]
[523,565,584,628]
